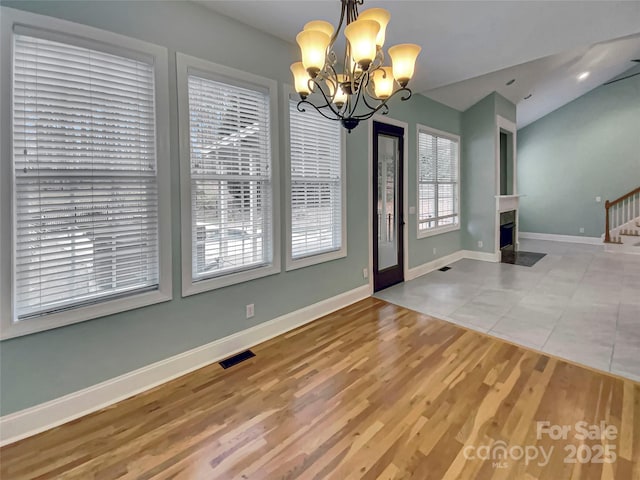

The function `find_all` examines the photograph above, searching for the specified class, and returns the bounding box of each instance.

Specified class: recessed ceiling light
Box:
[577,71,590,81]
[506,78,515,86]
[524,94,532,100]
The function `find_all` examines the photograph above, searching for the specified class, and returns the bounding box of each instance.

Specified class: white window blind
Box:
[289,99,343,260]
[12,34,159,320]
[187,74,272,280]
[418,130,459,232]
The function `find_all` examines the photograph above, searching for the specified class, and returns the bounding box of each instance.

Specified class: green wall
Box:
[495,92,517,123]
[385,94,463,267]
[460,92,516,252]
[518,67,640,237]
[0,1,466,415]
[461,94,497,252]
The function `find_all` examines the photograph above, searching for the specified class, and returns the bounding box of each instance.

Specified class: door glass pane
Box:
[377,134,398,270]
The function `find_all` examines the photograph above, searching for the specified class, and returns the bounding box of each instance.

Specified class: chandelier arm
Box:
[359,73,381,109]
[363,102,390,120]
[368,50,382,72]
[364,79,384,103]
[342,29,352,95]
[315,78,342,115]
[348,48,355,94]
[360,91,380,111]
[343,87,356,119]
[311,70,341,106]
[349,74,366,117]
[346,97,356,119]
[350,106,384,120]
[297,99,341,121]
[397,88,413,102]
[351,103,387,121]
[305,76,315,96]
[304,77,343,118]
[330,1,348,47]
[326,50,337,68]
[350,87,412,120]
[326,64,339,103]
[367,87,412,112]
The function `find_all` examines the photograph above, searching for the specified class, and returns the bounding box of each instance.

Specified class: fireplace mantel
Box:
[495,194,522,213]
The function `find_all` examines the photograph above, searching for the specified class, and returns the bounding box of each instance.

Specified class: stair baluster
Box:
[604,186,640,244]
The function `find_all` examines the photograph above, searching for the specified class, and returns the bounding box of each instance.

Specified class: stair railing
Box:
[604,186,640,243]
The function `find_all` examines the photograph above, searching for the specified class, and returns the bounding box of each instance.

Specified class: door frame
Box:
[494,115,518,257]
[367,115,409,294]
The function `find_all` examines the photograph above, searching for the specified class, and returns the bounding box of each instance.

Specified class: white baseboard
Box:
[0,285,370,447]
[406,251,465,281]
[461,250,501,262]
[405,248,501,282]
[519,232,602,245]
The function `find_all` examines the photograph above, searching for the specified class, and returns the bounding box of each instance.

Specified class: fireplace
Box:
[500,210,516,251]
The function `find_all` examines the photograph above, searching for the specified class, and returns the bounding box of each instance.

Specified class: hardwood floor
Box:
[1,298,639,479]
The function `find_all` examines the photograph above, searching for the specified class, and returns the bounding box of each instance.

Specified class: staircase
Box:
[604,186,640,253]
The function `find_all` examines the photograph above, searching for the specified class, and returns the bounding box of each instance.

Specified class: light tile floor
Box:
[375,239,640,381]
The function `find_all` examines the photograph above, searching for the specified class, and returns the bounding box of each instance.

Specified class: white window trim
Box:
[0,7,172,340]
[283,86,347,271]
[177,53,281,296]
[416,124,461,240]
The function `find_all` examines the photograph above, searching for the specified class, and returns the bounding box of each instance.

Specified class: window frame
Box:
[284,88,347,271]
[0,7,172,340]
[416,124,461,239]
[177,53,281,296]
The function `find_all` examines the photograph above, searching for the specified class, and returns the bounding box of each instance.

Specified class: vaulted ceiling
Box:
[198,1,640,126]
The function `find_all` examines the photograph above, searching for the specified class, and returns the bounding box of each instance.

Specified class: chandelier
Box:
[290,0,421,132]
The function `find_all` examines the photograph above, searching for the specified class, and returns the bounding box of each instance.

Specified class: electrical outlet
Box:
[478,240,483,248]
[579,227,585,234]
[595,196,601,203]
[433,247,437,256]
[246,304,254,319]
[362,268,368,279]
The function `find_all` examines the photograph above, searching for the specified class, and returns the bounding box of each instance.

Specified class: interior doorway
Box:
[499,130,514,196]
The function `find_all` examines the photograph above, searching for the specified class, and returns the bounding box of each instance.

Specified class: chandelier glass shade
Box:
[291,0,421,132]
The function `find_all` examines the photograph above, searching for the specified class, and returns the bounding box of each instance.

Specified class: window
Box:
[417,126,460,237]
[178,54,280,295]
[0,10,171,339]
[286,96,346,270]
